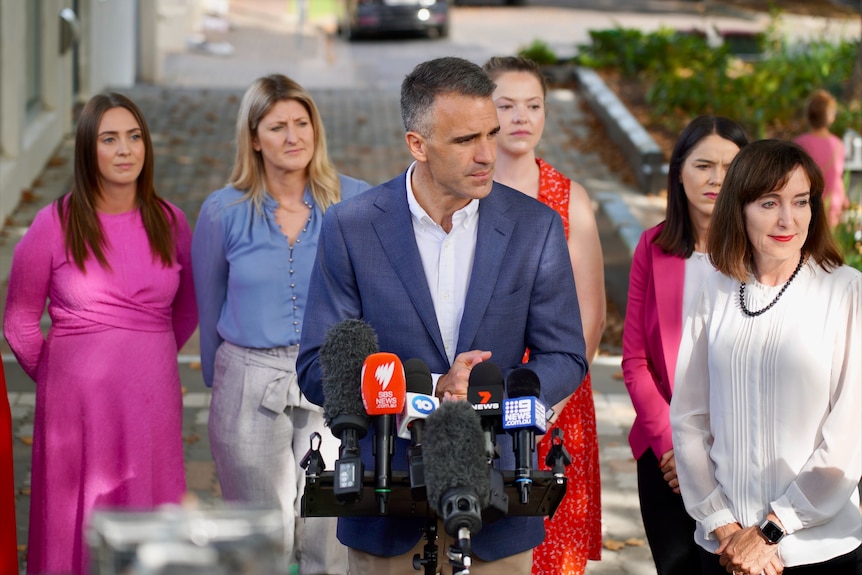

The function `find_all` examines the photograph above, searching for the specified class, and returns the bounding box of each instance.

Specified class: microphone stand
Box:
[412,516,438,575]
[446,527,473,575]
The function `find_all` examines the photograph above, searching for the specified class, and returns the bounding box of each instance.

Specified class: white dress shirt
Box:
[405,163,479,365]
[671,260,862,567]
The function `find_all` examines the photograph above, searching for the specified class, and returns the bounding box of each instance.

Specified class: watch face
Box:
[760,520,784,543]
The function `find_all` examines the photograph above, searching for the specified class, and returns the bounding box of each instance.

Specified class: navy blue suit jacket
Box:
[297,172,588,560]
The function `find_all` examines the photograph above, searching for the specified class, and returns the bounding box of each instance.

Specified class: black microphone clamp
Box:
[544,427,572,483]
[299,432,326,484]
[482,467,509,523]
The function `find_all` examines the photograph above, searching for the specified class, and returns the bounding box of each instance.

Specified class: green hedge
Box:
[571,24,860,139]
[568,21,862,270]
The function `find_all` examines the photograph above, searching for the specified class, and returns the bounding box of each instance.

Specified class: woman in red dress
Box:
[0,362,19,573]
[483,56,605,574]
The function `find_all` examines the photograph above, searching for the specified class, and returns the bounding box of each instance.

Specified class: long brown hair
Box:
[229,74,341,213]
[709,139,843,281]
[57,92,176,271]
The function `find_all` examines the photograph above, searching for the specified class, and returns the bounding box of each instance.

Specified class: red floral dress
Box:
[0,363,18,574]
[532,158,602,574]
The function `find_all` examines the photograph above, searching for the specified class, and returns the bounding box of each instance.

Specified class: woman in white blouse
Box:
[671,139,862,575]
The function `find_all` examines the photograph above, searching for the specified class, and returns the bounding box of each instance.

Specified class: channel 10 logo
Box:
[411,395,437,415]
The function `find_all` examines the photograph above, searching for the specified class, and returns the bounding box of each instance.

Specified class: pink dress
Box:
[532,159,603,574]
[794,132,846,226]
[3,201,198,575]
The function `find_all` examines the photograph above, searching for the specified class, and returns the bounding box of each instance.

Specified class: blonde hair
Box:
[229,74,340,212]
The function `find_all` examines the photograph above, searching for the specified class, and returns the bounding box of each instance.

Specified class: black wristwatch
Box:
[758,519,785,545]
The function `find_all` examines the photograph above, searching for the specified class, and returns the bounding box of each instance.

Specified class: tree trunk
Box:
[844,1,862,104]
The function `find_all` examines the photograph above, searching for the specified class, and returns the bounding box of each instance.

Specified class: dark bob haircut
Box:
[708,139,843,282]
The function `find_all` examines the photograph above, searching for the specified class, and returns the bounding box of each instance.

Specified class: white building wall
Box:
[85,0,137,97]
[0,0,74,226]
[0,0,148,227]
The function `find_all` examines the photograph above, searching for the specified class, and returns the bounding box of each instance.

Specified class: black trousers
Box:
[637,448,703,575]
[699,543,862,575]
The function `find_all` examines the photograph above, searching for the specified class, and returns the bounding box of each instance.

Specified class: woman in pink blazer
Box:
[622,116,748,575]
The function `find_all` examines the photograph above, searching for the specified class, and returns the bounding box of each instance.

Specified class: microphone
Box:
[502,367,547,505]
[361,352,406,514]
[396,358,438,500]
[467,361,508,522]
[424,400,490,557]
[467,361,504,459]
[319,319,378,504]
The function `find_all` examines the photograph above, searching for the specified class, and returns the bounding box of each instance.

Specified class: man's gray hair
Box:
[400,57,496,137]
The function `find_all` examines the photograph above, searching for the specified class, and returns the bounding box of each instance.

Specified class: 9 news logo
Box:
[411,396,436,415]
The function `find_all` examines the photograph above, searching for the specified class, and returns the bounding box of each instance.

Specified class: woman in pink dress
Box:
[794,89,846,227]
[483,56,606,575]
[3,93,198,575]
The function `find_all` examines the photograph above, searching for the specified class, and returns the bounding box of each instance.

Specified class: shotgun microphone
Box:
[424,399,490,556]
[319,319,378,504]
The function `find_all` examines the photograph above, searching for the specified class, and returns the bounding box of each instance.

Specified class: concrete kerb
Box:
[574,67,666,196]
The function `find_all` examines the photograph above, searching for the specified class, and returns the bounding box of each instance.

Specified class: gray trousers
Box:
[209,341,348,575]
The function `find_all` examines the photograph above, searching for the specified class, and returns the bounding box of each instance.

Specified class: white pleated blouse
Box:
[671,260,862,567]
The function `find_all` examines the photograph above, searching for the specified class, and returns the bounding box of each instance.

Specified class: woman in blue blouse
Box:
[192,74,370,574]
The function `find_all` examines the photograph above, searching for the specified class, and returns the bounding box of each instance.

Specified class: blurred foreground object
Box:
[87,506,286,574]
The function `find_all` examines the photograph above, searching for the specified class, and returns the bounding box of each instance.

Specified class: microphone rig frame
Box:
[300,427,571,574]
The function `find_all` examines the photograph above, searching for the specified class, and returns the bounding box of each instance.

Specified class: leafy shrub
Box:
[834,204,862,272]
[570,17,862,269]
[517,40,559,66]
[573,21,860,140]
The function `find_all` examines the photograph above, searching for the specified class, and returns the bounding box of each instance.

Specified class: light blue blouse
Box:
[191,175,371,386]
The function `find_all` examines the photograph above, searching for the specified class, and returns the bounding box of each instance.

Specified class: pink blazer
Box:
[622,223,685,460]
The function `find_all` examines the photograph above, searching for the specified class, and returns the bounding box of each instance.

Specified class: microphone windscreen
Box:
[423,400,490,513]
[404,358,433,395]
[319,319,379,425]
[506,367,541,399]
[468,361,504,390]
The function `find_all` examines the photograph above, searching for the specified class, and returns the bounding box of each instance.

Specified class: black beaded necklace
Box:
[738,253,805,317]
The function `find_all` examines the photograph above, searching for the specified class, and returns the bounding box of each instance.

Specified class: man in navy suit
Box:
[297,56,588,574]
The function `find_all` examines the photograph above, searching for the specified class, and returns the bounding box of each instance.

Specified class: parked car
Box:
[451,0,526,5]
[337,0,450,40]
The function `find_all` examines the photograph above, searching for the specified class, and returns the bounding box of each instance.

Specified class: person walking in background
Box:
[482,55,604,575]
[3,92,198,575]
[622,116,749,575]
[192,74,370,574]
[0,363,17,574]
[794,89,847,227]
[297,56,588,574]
[672,139,861,574]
